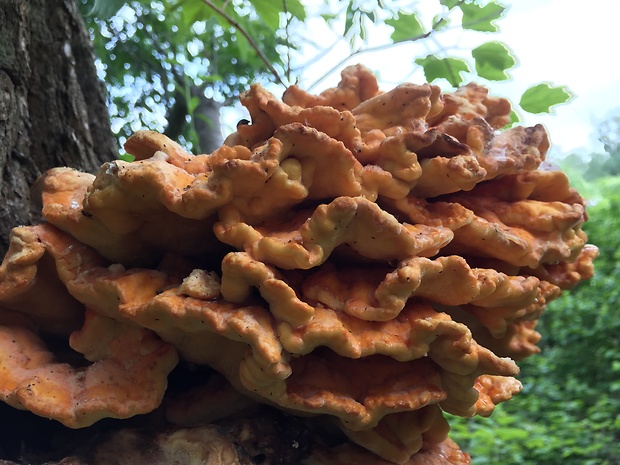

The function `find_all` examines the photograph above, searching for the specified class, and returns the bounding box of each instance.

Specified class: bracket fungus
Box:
[0,65,597,464]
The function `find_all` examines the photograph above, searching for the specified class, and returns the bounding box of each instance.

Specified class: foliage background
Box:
[450,170,620,464]
[447,118,620,464]
[78,1,619,463]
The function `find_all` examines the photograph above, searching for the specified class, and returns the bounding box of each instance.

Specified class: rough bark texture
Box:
[0,0,116,257]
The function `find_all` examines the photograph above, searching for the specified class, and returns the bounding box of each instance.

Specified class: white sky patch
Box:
[488,0,620,156]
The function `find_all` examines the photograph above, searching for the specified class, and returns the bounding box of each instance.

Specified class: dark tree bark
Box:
[163,84,223,154]
[0,0,117,257]
[192,91,223,154]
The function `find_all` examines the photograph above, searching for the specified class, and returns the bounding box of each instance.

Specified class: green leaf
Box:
[509,109,521,125]
[118,153,135,162]
[250,0,282,31]
[471,41,517,81]
[177,0,212,25]
[385,13,426,42]
[186,0,213,27]
[187,95,201,114]
[359,10,371,41]
[501,109,521,129]
[321,12,339,23]
[88,0,127,19]
[202,73,224,84]
[344,2,356,36]
[432,15,450,30]
[460,1,506,32]
[234,33,252,61]
[283,0,307,21]
[415,55,470,87]
[519,83,575,114]
[440,0,460,9]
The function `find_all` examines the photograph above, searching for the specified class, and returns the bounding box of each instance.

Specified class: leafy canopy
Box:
[79,0,296,148]
[80,0,574,149]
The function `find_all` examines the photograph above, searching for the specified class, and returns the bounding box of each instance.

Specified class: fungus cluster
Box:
[0,65,596,464]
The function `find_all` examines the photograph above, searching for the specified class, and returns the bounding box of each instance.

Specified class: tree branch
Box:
[200,0,286,86]
[307,31,431,91]
[283,0,292,84]
[307,0,468,91]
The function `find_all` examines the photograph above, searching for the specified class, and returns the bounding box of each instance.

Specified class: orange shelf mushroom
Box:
[0,65,597,464]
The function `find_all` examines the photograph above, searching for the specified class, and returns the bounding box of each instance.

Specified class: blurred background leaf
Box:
[415,55,470,87]
[472,41,516,81]
[520,82,575,114]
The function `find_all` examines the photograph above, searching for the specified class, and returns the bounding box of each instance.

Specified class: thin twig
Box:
[306,0,469,91]
[307,29,432,91]
[461,4,505,31]
[199,0,286,86]
[302,36,342,69]
[283,0,292,84]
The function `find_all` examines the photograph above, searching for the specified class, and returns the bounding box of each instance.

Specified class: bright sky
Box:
[487,0,620,156]
[248,0,620,159]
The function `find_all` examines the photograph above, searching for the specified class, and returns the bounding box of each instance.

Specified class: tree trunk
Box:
[192,89,223,154]
[0,0,116,257]
[163,84,223,154]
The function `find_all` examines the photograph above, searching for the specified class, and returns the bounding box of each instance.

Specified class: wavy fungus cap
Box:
[0,64,598,464]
